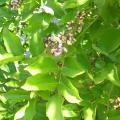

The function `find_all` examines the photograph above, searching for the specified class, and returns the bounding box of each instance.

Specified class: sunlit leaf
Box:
[107,64,120,87]
[62,104,79,118]
[0,53,24,65]
[64,0,89,8]
[83,106,96,120]
[14,104,27,120]
[3,28,24,56]
[46,95,64,120]
[59,77,82,104]
[25,55,58,75]
[23,99,36,120]
[26,13,52,33]
[21,74,58,91]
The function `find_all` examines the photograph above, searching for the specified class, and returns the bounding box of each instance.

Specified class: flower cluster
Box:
[66,11,85,37]
[114,97,120,110]
[45,11,85,56]
[10,0,20,10]
[45,33,67,56]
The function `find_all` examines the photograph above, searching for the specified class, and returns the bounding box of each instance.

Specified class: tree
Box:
[0,0,120,120]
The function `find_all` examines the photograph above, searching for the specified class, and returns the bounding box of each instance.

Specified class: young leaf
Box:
[46,95,64,120]
[21,74,58,91]
[3,28,24,56]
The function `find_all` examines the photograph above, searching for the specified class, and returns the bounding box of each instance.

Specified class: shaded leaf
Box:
[3,89,30,103]
[29,32,44,57]
[93,25,120,55]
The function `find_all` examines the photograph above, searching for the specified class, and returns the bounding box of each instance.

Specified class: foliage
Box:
[1,0,120,120]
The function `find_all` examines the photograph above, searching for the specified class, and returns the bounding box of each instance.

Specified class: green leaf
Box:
[14,103,27,120]
[25,55,58,75]
[37,91,50,100]
[108,110,120,120]
[5,80,19,88]
[47,0,64,17]
[46,95,64,120]
[62,104,79,118]
[83,106,96,120]
[0,53,24,65]
[3,90,30,103]
[23,99,36,120]
[93,25,120,55]
[21,74,58,91]
[62,56,85,78]
[59,77,82,104]
[3,28,24,56]
[77,52,90,70]
[14,99,36,120]
[34,103,48,120]
[95,0,120,23]
[107,64,120,87]
[62,108,78,118]
[93,68,108,84]
[93,63,110,84]
[0,0,7,5]
[59,10,76,25]
[26,13,52,33]
[0,7,13,18]
[0,45,6,54]
[0,102,6,111]
[64,0,89,9]
[29,32,44,57]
